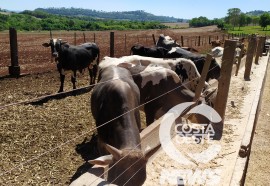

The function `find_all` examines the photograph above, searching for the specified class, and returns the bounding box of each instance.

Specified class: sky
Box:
[1,0,269,19]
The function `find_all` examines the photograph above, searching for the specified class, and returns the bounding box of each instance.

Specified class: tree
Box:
[246,16,252,26]
[238,13,247,30]
[227,8,241,30]
[259,13,270,30]
[252,16,260,26]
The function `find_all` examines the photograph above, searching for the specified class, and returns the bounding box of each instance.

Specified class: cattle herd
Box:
[42,34,245,185]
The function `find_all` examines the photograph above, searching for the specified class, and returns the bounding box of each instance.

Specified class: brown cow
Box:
[90,66,147,186]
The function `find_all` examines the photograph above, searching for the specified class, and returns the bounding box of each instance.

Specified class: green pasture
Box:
[228,25,270,36]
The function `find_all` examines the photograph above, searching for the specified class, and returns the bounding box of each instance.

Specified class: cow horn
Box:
[105,144,123,160]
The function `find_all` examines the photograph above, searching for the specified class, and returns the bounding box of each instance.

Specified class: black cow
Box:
[42,39,100,92]
[130,44,169,58]
[165,47,221,81]
[130,44,220,82]
[90,66,147,186]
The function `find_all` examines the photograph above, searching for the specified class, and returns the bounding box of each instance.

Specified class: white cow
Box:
[99,55,208,92]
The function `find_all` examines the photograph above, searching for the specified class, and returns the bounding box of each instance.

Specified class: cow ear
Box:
[89,155,113,166]
[105,144,123,160]
[42,43,50,47]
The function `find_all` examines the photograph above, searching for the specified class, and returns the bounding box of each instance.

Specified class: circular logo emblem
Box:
[159,102,222,165]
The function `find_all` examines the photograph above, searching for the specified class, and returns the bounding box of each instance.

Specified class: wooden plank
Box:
[193,54,212,101]
[230,54,269,185]
[140,117,163,154]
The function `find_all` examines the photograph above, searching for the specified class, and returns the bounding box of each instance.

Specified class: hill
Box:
[0,9,169,31]
[35,7,187,22]
[246,10,270,16]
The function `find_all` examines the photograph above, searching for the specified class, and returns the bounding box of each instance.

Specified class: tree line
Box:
[0,10,168,31]
[36,8,184,22]
[189,8,270,31]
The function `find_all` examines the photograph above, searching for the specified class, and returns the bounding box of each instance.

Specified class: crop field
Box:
[0,26,232,185]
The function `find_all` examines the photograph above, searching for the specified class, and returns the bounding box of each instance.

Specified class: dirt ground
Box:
[0,25,253,186]
[245,61,270,185]
[0,25,223,76]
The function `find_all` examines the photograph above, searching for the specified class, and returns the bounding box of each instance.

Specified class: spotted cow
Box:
[99,55,208,125]
[100,55,208,92]
[42,39,100,92]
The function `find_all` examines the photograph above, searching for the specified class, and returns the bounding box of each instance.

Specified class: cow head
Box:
[89,144,147,186]
[42,39,67,61]
[156,34,181,50]
[130,44,145,55]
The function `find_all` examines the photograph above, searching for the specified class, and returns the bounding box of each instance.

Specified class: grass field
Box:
[228,25,270,36]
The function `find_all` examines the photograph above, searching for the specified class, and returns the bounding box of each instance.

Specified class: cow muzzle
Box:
[52,52,58,58]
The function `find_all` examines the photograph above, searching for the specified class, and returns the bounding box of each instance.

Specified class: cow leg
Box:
[71,71,77,89]
[144,103,159,126]
[92,64,98,84]
[88,67,94,85]
[59,73,65,93]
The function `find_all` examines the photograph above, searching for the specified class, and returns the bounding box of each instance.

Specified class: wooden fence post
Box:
[110,32,114,57]
[254,36,264,65]
[124,34,127,53]
[152,34,156,45]
[181,36,184,47]
[83,32,86,43]
[244,35,257,80]
[93,33,96,43]
[9,27,20,77]
[214,40,237,121]
[198,36,201,46]
[74,32,77,45]
[260,36,266,57]
[208,36,211,44]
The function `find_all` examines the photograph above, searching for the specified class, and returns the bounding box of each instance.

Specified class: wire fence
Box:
[0,29,239,76]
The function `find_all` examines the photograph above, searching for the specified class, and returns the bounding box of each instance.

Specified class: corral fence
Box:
[0,27,253,77]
